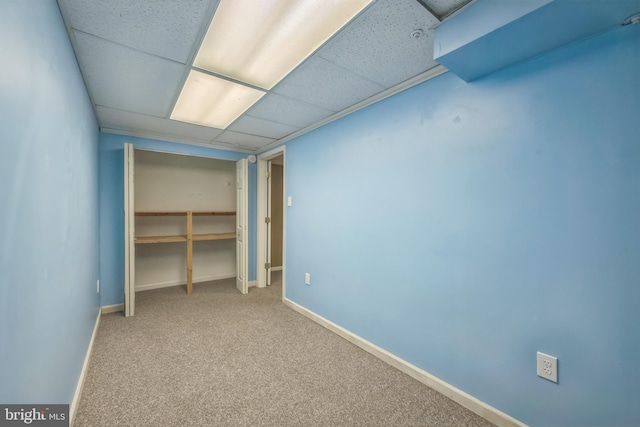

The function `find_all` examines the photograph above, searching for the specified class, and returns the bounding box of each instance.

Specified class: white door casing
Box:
[266,160,272,286]
[124,143,135,317]
[256,147,286,295]
[236,158,248,294]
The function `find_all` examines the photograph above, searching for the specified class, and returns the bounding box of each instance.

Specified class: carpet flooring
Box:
[75,273,495,426]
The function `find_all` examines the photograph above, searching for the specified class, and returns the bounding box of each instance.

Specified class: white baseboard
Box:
[282,298,527,427]
[270,266,283,272]
[135,273,236,292]
[101,303,124,314]
[248,280,257,288]
[70,308,101,426]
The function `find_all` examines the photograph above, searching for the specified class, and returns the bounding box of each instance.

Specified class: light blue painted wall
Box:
[99,133,256,306]
[283,24,640,427]
[0,1,100,404]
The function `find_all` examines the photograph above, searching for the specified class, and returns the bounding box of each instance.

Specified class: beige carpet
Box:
[75,273,495,426]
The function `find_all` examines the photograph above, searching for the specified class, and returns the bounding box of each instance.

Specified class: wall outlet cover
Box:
[537,351,558,383]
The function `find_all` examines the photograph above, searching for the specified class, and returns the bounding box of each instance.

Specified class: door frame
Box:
[124,143,135,317]
[256,146,286,298]
[266,159,272,287]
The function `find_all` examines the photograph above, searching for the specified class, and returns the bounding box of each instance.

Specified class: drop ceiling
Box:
[57,0,472,153]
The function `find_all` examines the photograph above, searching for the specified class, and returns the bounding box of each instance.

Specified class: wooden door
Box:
[270,164,283,268]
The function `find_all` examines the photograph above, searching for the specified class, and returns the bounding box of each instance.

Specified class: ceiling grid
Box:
[57,0,469,152]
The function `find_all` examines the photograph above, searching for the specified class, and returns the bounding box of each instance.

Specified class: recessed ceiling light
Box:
[193,0,373,89]
[170,70,265,129]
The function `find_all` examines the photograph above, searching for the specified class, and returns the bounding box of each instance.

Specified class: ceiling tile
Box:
[59,0,212,63]
[245,93,336,129]
[273,56,385,112]
[228,115,298,140]
[56,0,462,151]
[74,31,186,117]
[419,0,473,19]
[214,131,275,150]
[97,106,224,143]
[319,0,440,88]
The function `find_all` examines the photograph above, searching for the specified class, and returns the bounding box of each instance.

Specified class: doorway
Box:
[269,155,284,274]
[256,146,286,298]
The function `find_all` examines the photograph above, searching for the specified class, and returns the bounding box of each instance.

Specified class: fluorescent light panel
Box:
[171,70,265,129]
[194,0,373,89]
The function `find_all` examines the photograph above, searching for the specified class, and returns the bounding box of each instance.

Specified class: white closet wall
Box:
[134,150,236,291]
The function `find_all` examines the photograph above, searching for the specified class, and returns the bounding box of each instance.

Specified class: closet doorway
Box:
[124,144,249,317]
[257,146,286,297]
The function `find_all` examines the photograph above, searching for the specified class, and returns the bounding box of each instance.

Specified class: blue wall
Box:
[99,133,256,306]
[283,23,640,427]
[0,1,100,404]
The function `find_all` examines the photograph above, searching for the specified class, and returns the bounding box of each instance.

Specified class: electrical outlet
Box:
[97,280,100,293]
[305,273,310,285]
[537,352,558,383]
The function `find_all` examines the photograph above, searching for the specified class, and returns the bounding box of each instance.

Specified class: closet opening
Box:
[124,145,249,317]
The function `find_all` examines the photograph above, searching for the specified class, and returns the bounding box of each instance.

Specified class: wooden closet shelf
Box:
[135,235,187,244]
[192,232,236,241]
[134,210,235,295]
[135,232,236,244]
[135,211,236,216]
